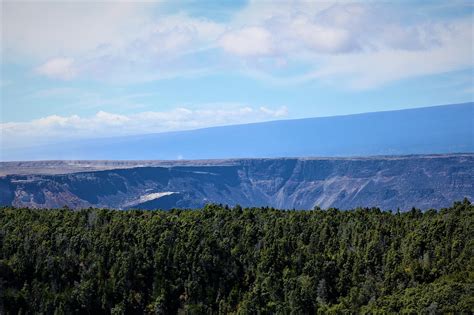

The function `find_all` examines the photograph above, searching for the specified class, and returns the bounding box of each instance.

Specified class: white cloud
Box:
[313,19,474,89]
[145,14,225,56]
[2,1,473,89]
[219,27,273,56]
[24,9,226,81]
[1,105,289,148]
[2,2,153,60]
[227,2,367,57]
[259,106,288,117]
[95,111,131,126]
[35,58,77,80]
[152,14,225,44]
[287,17,355,54]
[222,2,474,88]
[231,1,334,27]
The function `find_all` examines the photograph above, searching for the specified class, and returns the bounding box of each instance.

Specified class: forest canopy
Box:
[1,200,473,314]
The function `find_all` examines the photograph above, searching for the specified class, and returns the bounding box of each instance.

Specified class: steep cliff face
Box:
[1,154,472,210]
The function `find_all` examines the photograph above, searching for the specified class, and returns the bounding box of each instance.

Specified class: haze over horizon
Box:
[1,0,473,154]
[2,103,472,161]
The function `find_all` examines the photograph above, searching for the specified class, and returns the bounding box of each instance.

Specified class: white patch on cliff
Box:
[124,192,176,208]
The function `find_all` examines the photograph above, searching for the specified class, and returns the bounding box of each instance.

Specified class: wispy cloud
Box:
[219,2,474,89]
[3,1,473,89]
[219,27,273,56]
[35,58,78,80]
[2,1,154,60]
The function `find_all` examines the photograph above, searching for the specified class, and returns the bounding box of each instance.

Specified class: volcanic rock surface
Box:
[1,154,472,211]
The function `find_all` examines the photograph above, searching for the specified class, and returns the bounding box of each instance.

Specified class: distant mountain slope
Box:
[1,154,472,211]
[3,103,473,161]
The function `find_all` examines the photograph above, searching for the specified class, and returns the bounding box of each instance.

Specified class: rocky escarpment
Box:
[0,154,473,210]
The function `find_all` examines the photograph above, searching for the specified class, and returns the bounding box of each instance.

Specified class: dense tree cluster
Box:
[1,200,473,314]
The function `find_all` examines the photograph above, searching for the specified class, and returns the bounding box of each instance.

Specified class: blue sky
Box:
[1,0,473,149]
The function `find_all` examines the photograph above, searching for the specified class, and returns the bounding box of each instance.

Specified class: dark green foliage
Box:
[0,200,473,314]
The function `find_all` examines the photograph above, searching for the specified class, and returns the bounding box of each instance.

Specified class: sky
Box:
[1,0,473,149]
